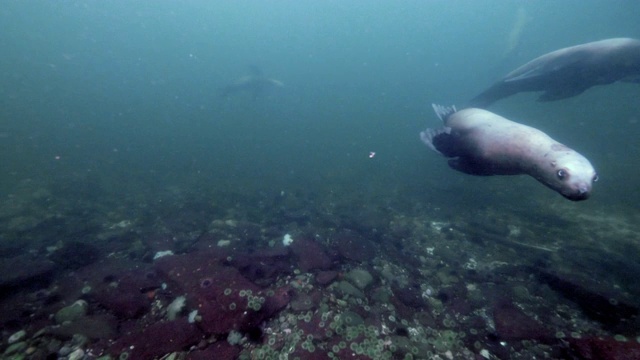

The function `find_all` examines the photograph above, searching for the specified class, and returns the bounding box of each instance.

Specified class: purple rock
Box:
[93,271,157,320]
[110,318,203,358]
[316,271,338,285]
[231,245,292,284]
[290,237,332,272]
[154,250,291,335]
[186,341,240,360]
[568,336,640,359]
[332,230,376,262]
[493,301,549,340]
[0,254,55,289]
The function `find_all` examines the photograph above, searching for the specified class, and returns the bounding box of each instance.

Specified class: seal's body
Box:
[470,38,640,108]
[220,66,284,100]
[421,105,598,201]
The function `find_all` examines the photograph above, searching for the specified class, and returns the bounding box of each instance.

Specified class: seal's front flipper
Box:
[505,52,583,82]
[448,157,495,176]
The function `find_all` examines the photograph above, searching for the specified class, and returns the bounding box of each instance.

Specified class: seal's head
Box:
[554,166,598,201]
[543,150,598,201]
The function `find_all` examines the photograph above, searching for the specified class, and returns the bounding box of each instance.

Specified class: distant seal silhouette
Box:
[469,38,640,108]
[220,65,284,100]
[421,104,598,201]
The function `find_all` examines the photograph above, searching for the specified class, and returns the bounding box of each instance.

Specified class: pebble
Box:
[68,348,85,360]
[58,345,72,356]
[3,341,27,356]
[8,330,26,344]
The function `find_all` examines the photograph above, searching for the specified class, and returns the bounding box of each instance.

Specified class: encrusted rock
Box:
[109,318,203,358]
[290,237,332,271]
[345,268,374,290]
[54,300,88,324]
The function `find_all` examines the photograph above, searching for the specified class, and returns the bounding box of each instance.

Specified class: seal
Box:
[220,65,284,100]
[421,104,598,201]
[469,38,640,108]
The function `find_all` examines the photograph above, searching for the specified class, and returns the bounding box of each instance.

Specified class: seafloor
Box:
[1,177,639,360]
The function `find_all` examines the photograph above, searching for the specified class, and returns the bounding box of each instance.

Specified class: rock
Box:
[290,237,332,271]
[95,281,150,319]
[493,301,549,340]
[345,268,374,290]
[335,281,365,299]
[49,314,118,340]
[8,330,26,344]
[98,289,149,320]
[49,241,99,269]
[315,271,338,285]
[186,341,240,360]
[392,280,427,309]
[231,245,292,285]
[4,341,27,356]
[68,348,84,360]
[290,291,320,312]
[154,249,291,335]
[231,221,263,244]
[109,318,203,359]
[58,345,72,356]
[567,336,640,360]
[0,254,56,291]
[537,270,638,331]
[296,311,332,341]
[91,269,158,320]
[55,300,88,324]
[371,287,392,304]
[339,311,364,327]
[333,230,376,262]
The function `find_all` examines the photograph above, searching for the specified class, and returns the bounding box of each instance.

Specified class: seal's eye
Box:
[593,174,599,182]
[557,169,567,180]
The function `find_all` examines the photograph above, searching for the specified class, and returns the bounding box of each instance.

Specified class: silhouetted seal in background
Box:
[469,38,640,108]
[421,104,598,201]
[220,65,284,100]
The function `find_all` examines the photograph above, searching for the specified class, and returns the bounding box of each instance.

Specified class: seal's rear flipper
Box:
[420,128,444,154]
[431,104,457,122]
[467,83,518,108]
[421,104,458,156]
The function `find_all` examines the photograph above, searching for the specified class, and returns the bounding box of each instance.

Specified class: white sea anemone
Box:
[167,295,186,320]
[153,250,174,260]
[282,233,294,246]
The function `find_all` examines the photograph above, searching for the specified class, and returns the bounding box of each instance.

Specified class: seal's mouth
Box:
[564,193,590,201]
[563,187,591,201]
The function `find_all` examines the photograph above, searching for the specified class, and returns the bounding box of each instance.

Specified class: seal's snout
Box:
[564,185,591,201]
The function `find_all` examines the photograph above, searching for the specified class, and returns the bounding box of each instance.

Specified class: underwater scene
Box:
[2,1,640,359]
